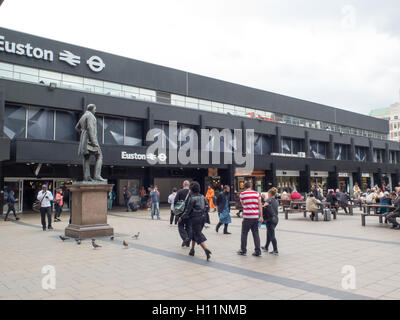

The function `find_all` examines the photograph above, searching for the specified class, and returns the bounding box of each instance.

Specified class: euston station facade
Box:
[0,27,398,212]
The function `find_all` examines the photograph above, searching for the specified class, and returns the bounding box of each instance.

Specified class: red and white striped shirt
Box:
[240,190,261,219]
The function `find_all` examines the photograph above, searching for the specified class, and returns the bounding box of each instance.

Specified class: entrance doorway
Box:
[3,180,23,213]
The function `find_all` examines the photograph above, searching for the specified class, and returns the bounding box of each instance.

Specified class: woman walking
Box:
[216,185,232,234]
[179,182,212,261]
[262,188,279,256]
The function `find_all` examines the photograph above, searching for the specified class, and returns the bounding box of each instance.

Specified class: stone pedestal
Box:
[65,183,114,239]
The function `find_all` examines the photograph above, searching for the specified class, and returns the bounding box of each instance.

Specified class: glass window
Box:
[27,107,54,140]
[14,65,38,82]
[282,138,291,154]
[125,120,143,146]
[104,81,122,97]
[139,88,156,102]
[171,94,185,107]
[55,110,78,141]
[310,141,327,159]
[104,117,124,145]
[84,78,104,94]
[39,70,62,86]
[156,91,171,104]
[198,99,212,112]
[335,144,349,161]
[186,97,199,109]
[97,116,104,144]
[212,102,224,114]
[0,62,13,79]
[355,147,367,162]
[4,104,26,139]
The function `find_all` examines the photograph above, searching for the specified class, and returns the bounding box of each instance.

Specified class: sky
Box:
[1,0,400,115]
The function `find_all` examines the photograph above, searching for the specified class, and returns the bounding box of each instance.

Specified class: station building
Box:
[0,27,398,212]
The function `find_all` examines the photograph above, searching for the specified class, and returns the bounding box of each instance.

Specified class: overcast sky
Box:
[1,0,400,115]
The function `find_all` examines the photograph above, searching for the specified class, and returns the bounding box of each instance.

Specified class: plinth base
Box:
[65,224,114,239]
[65,183,114,239]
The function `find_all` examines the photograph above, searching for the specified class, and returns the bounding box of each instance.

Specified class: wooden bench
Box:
[283,208,337,221]
[283,208,307,220]
[361,213,388,226]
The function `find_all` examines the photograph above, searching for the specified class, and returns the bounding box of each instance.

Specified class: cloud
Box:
[1,0,399,115]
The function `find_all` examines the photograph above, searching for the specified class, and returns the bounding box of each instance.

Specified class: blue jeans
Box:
[151,202,160,219]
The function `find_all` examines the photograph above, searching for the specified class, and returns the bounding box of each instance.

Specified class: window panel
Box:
[4,105,26,139]
[27,107,54,140]
[125,120,143,146]
[104,117,124,145]
[55,111,78,141]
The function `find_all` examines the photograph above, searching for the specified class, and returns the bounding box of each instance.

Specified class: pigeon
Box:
[59,235,69,242]
[123,240,129,248]
[75,239,81,245]
[110,236,114,241]
[91,239,101,249]
[132,232,140,240]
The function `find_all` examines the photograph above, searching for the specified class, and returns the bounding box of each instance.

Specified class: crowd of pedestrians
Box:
[3,177,400,261]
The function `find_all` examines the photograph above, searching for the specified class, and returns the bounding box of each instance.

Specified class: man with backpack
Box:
[4,190,20,222]
[174,180,192,247]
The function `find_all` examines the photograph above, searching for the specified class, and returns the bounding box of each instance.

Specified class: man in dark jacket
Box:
[388,192,400,229]
[174,180,192,247]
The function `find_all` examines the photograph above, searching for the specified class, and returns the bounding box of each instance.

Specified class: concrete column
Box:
[274,126,282,153]
[368,140,374,162]
[145,107,154,147]
[328,134,334,160]
[349,138,355,161]
[384,143,390,164]
[304,131,310,158]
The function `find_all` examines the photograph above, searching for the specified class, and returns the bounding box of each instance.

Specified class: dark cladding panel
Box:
[0,136,10,161]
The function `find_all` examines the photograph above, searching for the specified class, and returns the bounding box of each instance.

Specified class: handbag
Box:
[173,191,190,216]
[33,191,47,211]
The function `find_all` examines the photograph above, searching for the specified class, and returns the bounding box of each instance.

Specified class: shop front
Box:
[361,173,373,192]
[381,174,392,191]
[310,171,329,194]
[276,170,300,193]
[3,177,73,213]
[234,169,265,194]
[338,172,353,193]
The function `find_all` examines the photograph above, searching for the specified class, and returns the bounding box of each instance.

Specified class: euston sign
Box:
[0,35,105,72]
[121,151,168,163]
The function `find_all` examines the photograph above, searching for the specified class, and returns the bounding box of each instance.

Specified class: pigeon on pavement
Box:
[75,239,81,245]
[59,235,69,242]
[123,240,129,248]
[91,239,101,249]
[110,236,114,241]
[132,232,140,240]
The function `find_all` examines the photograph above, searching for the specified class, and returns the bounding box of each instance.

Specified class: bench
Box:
[361,213,388,226]
[283,208,337,221]
[283,208,307,220]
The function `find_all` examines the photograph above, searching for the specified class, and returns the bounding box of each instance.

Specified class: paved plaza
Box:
[0,206,400,300]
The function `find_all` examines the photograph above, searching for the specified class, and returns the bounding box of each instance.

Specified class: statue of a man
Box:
[75,104,106,182]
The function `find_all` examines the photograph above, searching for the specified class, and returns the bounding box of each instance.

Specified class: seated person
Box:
[290,189,302,200]
[378,192,392,214]
[306,193,321,221]
[326,189,338,209]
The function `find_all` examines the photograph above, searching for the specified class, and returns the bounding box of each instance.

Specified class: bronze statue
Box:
[75,104,106,182]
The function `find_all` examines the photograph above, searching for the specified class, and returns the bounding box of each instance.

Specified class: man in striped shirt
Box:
[238,182,263,256]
